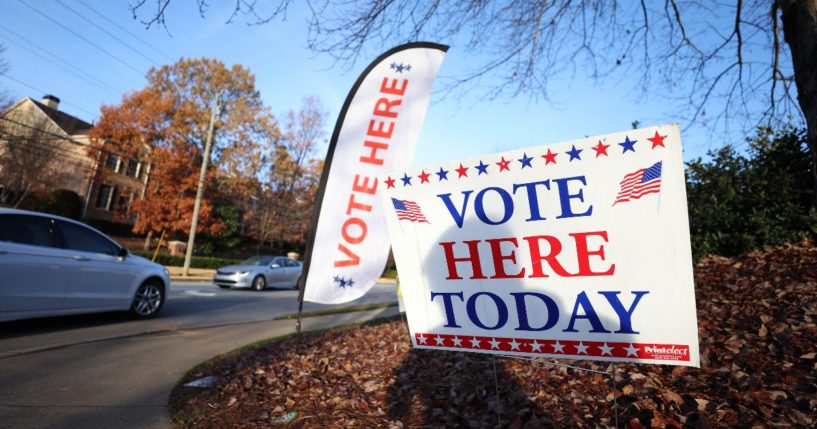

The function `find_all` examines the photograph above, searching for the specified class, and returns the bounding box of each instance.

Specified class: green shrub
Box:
[130,250,241,269]
[42,189,84,219]
[686,125,817,260]
[83,218,135,237]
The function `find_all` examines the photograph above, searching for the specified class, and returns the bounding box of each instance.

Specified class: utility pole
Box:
[183,91,221,276]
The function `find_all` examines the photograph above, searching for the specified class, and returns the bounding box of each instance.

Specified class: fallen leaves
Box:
[171,240,817,428]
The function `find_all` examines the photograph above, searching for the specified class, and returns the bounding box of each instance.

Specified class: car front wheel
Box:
[130,280,165,319]
[252,275,266,291]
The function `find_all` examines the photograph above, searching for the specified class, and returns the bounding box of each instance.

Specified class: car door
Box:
[285,259,301,286]
[267,257,288,287]
[56,219,135,310]
[0,214,68,312]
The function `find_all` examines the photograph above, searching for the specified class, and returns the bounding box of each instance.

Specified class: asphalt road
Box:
[0,281,400,428]
[0,281,398,357]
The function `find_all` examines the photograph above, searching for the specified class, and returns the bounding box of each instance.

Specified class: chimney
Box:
[41,94,60,110]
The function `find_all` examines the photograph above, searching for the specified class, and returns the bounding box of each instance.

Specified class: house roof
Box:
[29,98,93,136]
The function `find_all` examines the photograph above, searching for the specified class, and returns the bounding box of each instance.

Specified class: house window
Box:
[114,190,132,213]
[126,159,139,178]
[105,154,119,170]
[95,184,114,210]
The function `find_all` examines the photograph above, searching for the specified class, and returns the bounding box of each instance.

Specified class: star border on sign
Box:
[436,167,449,181]
[455,163,469,178]
[418,170,431,183]
[475,160,489,175]
[542,148,558,165]
[648,131,667,148]
[401,173,412,186]
[496,157,511,171]
[566,145,583,161]
[385,176,396,188]
[619,136,637,153]
[518,153,533,168]
[592,140,610,157]
[575,342,588,354]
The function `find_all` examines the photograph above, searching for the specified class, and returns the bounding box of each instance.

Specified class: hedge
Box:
[130,250,241,269]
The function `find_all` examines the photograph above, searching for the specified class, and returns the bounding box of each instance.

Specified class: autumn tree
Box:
[133,1,817,206]
[91,58,279,246]
[249,97,327,249]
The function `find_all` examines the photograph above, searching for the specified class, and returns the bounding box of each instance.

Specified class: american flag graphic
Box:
[392,198,430,223]
[613,161,662,205]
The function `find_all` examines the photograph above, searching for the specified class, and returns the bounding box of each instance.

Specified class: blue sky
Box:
[0,1,767,168]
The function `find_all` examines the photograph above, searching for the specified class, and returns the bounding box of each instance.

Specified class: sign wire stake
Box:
[612,363,619,429]
[492,357,502,428]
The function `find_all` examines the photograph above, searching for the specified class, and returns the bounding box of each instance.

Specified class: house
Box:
[0,94,149,222]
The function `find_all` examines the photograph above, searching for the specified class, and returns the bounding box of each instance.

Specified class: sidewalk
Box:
[165,265,399,284]
[166,266,215,282]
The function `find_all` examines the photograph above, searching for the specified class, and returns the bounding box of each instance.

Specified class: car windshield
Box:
[241,256,274,266]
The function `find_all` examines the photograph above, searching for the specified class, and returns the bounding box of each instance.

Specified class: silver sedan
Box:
[213,255,302,291]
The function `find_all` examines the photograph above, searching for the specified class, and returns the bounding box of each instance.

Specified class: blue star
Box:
[518,153,533,168]
[401,173,412,186]
[395,64,405,73]
[566,145,583,161]
[436,167,449,181]
[390,62,397,70]
[332,275,341,284]
[619,136,637,153]
[346,278,354,287]
[405,64,412,72]
[338,278,347,287]
[475,161,489,175]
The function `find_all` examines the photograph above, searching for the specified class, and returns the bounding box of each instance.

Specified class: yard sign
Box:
[381,124,700,367]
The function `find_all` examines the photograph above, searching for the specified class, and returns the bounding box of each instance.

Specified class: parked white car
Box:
[0,208,171,322]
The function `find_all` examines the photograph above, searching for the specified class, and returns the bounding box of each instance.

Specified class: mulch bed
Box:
[170,242,817,428]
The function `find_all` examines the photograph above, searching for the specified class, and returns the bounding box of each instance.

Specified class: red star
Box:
[455,163,469,178]
[542,148,558,165]
[496,157,511,171]
[418,170,430,183]
[385,176,396,188]
[648,131,667,149]
[592,140,610,157]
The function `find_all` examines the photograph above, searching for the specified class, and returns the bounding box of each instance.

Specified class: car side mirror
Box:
[117,247,129,258]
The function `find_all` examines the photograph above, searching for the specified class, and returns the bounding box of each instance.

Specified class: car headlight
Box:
[163,267,170,277]
[237,271,249,275]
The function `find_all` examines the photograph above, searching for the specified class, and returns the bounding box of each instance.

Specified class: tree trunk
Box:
[144,230,153,251]
[780,0,817,208]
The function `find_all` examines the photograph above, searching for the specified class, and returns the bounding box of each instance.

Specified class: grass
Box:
[273,301,398,320]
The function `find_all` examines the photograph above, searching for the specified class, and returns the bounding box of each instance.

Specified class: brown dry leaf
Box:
[169,240,817,429]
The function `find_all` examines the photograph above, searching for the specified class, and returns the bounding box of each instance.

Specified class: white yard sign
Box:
[381,124,699,367]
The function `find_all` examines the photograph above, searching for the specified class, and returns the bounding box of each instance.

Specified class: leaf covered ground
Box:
[171,242,817,428]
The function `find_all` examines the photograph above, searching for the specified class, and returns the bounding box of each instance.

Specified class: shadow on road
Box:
[0,311,135,339]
